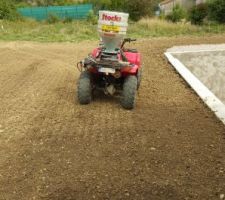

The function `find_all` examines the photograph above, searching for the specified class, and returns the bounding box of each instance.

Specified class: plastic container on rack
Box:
[98,11,129,53]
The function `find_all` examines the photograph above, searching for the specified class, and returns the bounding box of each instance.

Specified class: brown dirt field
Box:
[0,36,225,200]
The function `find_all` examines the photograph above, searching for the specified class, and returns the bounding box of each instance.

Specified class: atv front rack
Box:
[83,55,131,70]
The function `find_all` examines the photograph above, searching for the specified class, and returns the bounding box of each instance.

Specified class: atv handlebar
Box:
[121,38,137,48]
[124,38,137,43]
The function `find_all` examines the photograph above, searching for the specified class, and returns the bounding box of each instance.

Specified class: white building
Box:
[159,0,206,15]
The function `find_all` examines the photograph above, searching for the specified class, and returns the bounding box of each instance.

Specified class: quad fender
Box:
[121,65,139,75]
[125,52,141,66]
[121,52,141,75]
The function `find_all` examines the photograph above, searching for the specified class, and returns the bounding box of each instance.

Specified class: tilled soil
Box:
[0,36,225,200]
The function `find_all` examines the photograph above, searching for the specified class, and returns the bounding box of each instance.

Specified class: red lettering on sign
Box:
[102,13,122,22]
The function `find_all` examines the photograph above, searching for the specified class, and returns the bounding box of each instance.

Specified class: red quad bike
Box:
[77,11,142,109]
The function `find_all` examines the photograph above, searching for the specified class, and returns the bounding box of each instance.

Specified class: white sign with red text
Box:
[98,11,129,34]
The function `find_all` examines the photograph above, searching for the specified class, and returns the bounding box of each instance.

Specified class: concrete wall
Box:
[160,0,174,15]
[196,0,206,5]
[181,0,195,10]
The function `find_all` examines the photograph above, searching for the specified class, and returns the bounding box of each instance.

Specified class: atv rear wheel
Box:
[121,75,138,109]
[77,71,92,104]
[137,68,142,90]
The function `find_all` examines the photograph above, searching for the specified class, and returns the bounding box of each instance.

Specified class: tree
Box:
[189,3,208,25]
[124,0,154,21]
[208,0,225,23]
[14,0,81,6]
[14,0,160,20]
[0,0,21,20]
[83,0,160,21]
[83,0,111,11]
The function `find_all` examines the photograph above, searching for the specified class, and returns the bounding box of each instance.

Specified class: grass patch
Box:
[0,19,98,42]
[129,18,225,38]
[0,18,225,42]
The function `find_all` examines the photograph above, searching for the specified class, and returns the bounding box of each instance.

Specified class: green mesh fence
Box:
[18,4,93,21]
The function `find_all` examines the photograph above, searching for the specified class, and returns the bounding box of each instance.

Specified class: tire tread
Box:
[77,71,92,104]
[121,75,137,109]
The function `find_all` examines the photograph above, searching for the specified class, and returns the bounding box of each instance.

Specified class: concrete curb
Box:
[165,52,225,125]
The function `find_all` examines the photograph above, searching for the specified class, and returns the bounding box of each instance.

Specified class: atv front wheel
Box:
[77,71,92,104]
[121,75,138,109]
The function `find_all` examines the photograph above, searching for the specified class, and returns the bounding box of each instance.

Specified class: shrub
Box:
[86,10,97,25]
[189,3,208,25]
[47,13,61,24]
[208,0,225,23]
[0,0,21,21]
[63,16,73,23]
[124,0,156,21]
[166,4,186,23]
[159,13,166,20]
